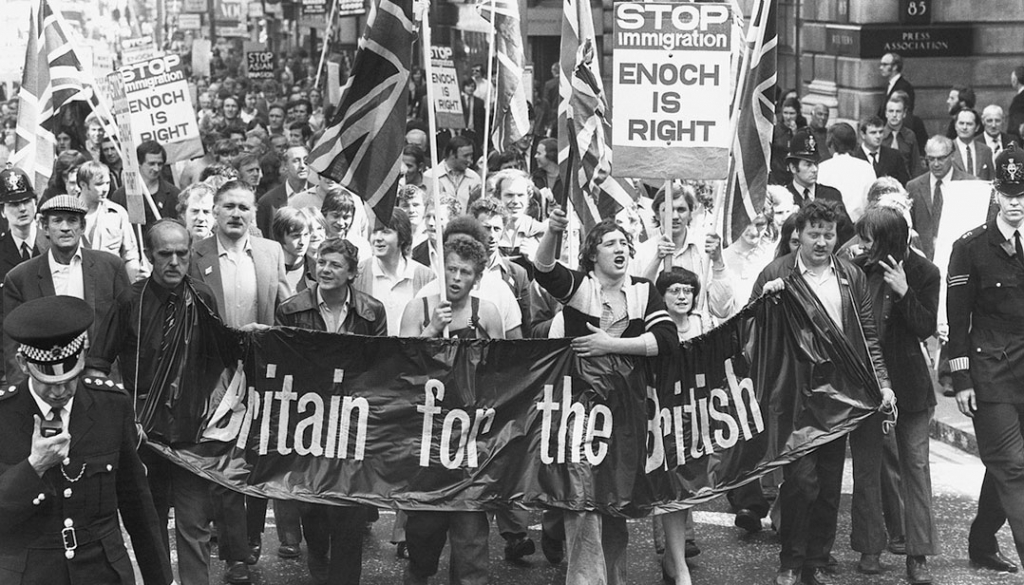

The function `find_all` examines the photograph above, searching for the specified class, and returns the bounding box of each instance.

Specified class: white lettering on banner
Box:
[645,359,764,473]
[418,380,495,470]
[535,376,614,466]
[615,3,729,31]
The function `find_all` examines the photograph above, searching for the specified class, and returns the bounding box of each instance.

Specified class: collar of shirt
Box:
[48,245,83,273]
[150,279,186,304]
[371,255,416,282]
[795,252,837,278]
[11,225,37,252]
[285,180,309,198]
[317,286,351,332]
[488,251,512,274]
[861,144,880,159]
[996,214,1024,242]
[793,181,815,198]
[887,73,901,93]
[929,168,954,190]
[28,378,74,430]
[216,232,253,258]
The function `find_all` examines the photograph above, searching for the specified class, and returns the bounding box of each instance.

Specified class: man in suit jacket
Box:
[908,135,978,262]
[0,296,172,585]
[460,79,487,156]
[951,109,994,181]
[2,195,131,386]
[784,128,855,245]
[855,116,911,186]
[187,179,288,583]
[981,104,1020,166]
[878,52,915,118]
[255,144,311,237]
[1008,65,1024,142]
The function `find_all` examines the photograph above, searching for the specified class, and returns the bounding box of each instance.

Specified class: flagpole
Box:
[662,179,673,273]
[420,9,449,337]
[479,0,496,188]
[315,0,339,88]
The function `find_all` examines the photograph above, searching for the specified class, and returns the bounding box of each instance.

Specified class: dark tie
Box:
[933,179,943,222]
[1016,231,1024,268]
[160,293,178,356]
[966,145,974,176]
[869,152,878,169]
[20,243,30,263]
[48,406,63,434]
[803,187,811,204]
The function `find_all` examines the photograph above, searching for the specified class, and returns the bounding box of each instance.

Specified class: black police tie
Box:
[49,406,62,433]
[803,187,811,204]
[1016,231,1024,269]
[20,243,30,263]
[870,152,878,169]
[933,179,944,221]
[160,294,177,356]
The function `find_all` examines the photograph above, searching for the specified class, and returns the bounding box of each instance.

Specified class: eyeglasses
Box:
[665,284,695,296]
[925,153,953,163]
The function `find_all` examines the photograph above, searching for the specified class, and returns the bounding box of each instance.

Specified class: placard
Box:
[121,36,158,66]
[107,73,145,223]
[611,2,732,179]
[247,52,275,79]
[336,0,366,17]
[178,14,202,30]
[430,45,465,130]
[183,0,207,12]
[191,39,211,78]
[119,53,204,164]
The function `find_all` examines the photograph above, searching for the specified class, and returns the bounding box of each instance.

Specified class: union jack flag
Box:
[477,0,529,152]
[722,0,777,242]
[11,0,90,191]
[308,0,415,228]
[557,0,632,233]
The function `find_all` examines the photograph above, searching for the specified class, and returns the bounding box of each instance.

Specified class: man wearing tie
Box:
[783,129,854,245]
[855,116,910,186]
[952,109,994,181]
[907,136,976,262]
[981,105,1020,167]
[460,79,486,156]
[883,92,924,178]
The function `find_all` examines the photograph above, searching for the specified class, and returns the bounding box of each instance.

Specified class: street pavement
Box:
[134,439,1014,585]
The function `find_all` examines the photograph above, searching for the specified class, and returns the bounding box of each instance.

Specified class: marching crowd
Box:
[3,43,1024,585]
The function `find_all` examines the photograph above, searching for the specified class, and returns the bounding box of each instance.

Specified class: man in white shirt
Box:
[981,105,1020,168]
[256,144,312,235]
[818,122,876,222]
[423,134,481,219]
[3,195,131,385]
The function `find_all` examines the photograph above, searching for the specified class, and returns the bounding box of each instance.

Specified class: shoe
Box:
[244,540,260,565]
[775,568,798,585]
[888,537,907,555]
[734,508,762,533]
[504,535,536,561]
[684,538,701,558]
[969,550,1019,572]
[822,555,839,575]
[857,553,883,575]
[396,542,409,559]
[224,561,251,584]
[801,566,834,585]
[906,556,932,584]
[541,531,564,565]
[277,544,300,559]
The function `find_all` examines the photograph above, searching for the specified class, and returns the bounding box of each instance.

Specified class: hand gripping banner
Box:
[146,276,881,517]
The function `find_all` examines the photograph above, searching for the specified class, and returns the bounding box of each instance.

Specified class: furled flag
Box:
[557,0,633,234]
[11,0,90,191]
[477,0,530,152]
[722,0,777,242]
[308,0,415,227]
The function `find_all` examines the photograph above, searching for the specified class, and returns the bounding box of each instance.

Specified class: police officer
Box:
[0,296,173,584]
[948,146,1024,572]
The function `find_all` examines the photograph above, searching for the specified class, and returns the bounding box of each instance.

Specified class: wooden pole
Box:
[662,179,673,273]
[479,0,496,188]
[420,12,449,337]
[314,0,339,88]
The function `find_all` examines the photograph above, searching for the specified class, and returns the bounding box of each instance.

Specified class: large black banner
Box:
[146,276,881,517]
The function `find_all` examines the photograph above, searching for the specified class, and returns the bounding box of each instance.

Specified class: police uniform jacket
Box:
[947,218,1024,402]
[0,377,172,584]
